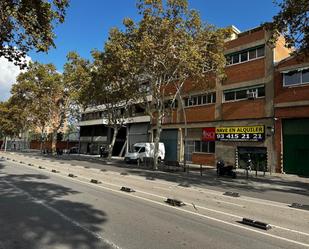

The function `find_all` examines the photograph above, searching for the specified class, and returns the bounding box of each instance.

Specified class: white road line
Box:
[5,156,309,239]
[154,186,245,208]
[3,179,122,249]
[48,173,309,248]
[9,154,300,208]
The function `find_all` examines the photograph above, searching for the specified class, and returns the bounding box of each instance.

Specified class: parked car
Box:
[125,142,165,163]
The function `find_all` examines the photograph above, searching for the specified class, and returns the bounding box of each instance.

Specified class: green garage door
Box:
[160,129,178,161]
[283,119,309,176]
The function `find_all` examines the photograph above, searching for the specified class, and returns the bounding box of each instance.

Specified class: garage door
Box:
[160,129,178,161]
[283,119,309,176]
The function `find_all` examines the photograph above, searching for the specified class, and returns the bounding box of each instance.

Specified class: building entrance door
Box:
[238,147,267,171]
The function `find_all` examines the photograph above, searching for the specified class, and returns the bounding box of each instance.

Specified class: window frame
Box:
[283,67,309,87]
[223,85,265,103]
[184,92,216,108]
[225,45,265,66]
[193,140,215,154]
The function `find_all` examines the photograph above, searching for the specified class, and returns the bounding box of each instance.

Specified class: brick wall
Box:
[274,56,309,104]
[162,110,178,124]
[224,58,265,85]
[192,152,215,166]
[275,106,309,119]
[226,29,265,50]
[179,104,215,123]
[222,99,265,120]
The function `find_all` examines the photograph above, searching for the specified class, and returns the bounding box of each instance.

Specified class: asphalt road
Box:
[0,155,309,249]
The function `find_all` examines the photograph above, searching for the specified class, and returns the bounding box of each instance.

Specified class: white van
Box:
[125,142,165,163]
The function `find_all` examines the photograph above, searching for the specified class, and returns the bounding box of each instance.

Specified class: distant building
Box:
[78,25,309,176]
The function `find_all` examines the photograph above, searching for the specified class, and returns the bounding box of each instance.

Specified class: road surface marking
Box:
[5,155,309,239]
[2,179,122,249]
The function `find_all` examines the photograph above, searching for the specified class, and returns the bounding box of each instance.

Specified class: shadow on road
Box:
[0,161,112,249]
[5,153,309,203]
[124,168,309,201]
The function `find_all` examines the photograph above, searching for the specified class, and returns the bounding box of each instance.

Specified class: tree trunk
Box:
[108,127,118,161]
[4,137,7,152]
[40,132,44,154]
[51,131,57,155]
[153,110,162,170]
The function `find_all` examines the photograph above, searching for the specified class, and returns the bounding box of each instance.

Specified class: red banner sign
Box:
[202,127,216,142]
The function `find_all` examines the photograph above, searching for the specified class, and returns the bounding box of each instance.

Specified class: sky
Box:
[0,0,279,101]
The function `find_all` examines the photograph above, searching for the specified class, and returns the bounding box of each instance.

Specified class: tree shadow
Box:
[0,162,114,249]
[12,153,309,202]
[125,167,309,202]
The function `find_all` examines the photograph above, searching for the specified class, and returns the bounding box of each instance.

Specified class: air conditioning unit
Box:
[247,92,257,100]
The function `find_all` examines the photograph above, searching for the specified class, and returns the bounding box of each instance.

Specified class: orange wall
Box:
[275,106,309,119]
[226,29,265,50]
[179,104,215,123]
[274,36,291,62]
[222,99,265,120]
[192,153,215,166]
[224,58,265,85]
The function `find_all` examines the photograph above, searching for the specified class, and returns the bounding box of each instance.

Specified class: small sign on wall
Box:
[202,127,216,142]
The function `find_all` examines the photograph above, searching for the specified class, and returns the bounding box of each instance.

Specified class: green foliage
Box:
[265,0,309,54]
[0,0,69,68]
[11,61,64,135]
[63,51,93,123]
[114,0,230,168]
[0,101,19,137]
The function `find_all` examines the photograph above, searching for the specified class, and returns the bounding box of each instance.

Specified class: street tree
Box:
[0,0,69,68]
[265,0,309,54]
[0,101,19,138]
[11,62,64,152]
[84,28,139,160]
[0,98,29,149]
[120,0,230,169]
[63,51,93,124]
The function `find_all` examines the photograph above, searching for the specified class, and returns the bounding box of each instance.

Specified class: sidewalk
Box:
[2,150,309,204]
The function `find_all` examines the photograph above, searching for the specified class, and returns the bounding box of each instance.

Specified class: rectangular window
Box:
[197,95,202,105]
[226,45,265,65]
[302,69,309,83]
[194,141,215,153]
[258,86,265,97]
[284,71,301,86]
[201,142,208,152]
[235,89,247,100]
[209,142,215,153]
[224,85,265,102]
[257,46,265,57]
[224,91,235,101]
[207,93,212,103]
[184,92,216,107]
[249,49,257,60]
[202,95,207,104]
[240,51,248,62]
[194,141,201,152]
[232,54,239,64]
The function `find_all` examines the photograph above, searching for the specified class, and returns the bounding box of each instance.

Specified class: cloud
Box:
[0,55,31,102]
